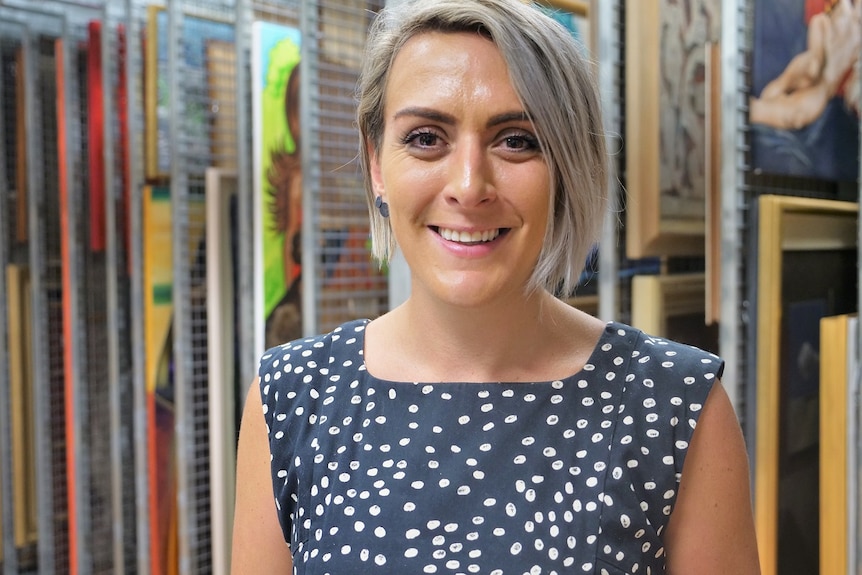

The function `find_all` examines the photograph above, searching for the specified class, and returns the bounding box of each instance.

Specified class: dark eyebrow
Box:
[392,107,531,129]
[486,111,531,127]
[392,107,455,124]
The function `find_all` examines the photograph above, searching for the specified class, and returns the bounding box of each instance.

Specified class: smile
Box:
[435,227,503,244]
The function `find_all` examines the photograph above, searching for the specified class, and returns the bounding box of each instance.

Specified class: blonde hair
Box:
[357,0,608,296]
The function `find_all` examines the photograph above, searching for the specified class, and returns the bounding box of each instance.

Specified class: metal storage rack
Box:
[0,1,388,573]
[0,0,859,573]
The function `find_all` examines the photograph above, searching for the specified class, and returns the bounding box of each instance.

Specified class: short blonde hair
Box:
[357,0,608,296]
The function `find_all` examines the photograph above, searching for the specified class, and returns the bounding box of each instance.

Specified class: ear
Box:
[367,139,384,197]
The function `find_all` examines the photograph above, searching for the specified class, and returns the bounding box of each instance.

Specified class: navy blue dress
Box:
[258,320,722,574]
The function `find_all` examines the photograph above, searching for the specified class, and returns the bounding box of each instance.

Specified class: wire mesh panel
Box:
[101,2,139,573]
[62,16,94,575]
[0,21,30,575]
[26,25,70,575]
[167,1,237,573]
[124,1,150,573]
[595,0,624,323]
[308,0,387,335]
[75,11,122,575]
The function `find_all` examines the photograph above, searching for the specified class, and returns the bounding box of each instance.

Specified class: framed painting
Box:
[624,0,720,258]
[205,167,239,575]
[754,195,858,575]
[251,20,302,356]
[145,6,234,180]
[749,0,859,181]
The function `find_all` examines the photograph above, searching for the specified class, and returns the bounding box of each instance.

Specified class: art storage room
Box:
[0,0,858,573]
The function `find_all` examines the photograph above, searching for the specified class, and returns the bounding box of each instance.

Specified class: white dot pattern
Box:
[259,320,722,574]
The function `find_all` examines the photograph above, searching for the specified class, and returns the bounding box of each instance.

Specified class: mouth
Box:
[433,226,507,245]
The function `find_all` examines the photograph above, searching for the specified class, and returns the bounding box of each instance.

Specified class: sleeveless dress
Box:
[258,320,723,575]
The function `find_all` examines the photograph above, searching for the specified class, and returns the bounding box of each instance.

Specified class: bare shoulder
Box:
[231,378,293,574]
[664,381,761,574]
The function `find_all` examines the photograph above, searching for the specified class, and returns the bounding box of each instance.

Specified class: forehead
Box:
[384,30,520,109]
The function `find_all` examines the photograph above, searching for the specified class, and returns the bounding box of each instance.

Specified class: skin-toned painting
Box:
[750,0,860,181]
[625,0,720,258]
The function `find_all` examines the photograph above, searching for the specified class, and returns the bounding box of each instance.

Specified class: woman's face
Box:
[370,31,551,308]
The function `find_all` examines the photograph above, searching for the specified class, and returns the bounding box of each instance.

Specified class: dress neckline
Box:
[343,319,634,387]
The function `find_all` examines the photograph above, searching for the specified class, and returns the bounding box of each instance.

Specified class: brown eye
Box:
[417,133,438,147]
[402,129,442,149]
[502,134,539,152]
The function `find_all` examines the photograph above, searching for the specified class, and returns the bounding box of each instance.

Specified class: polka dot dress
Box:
[259,320,722,575]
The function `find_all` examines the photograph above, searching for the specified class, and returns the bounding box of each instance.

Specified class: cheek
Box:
[386,162,444,205]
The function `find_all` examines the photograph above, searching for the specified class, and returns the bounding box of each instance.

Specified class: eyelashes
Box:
[399,129,541,154]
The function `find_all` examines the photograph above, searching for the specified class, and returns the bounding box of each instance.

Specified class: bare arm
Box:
[664,381,761,574]
[231,378,294,574]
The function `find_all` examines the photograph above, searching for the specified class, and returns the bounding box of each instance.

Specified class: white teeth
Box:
[438,227,500,244]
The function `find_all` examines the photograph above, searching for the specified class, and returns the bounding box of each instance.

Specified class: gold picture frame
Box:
[754,195,858,575]
[631,273,705,337]
[624,0,720,258]
[5,264,38,548]
[819,313,856,575]
[630,272,718,353]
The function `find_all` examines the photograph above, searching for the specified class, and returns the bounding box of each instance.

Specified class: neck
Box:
[368,289,599,383]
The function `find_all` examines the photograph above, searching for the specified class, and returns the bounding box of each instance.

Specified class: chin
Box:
[425,273,529,309]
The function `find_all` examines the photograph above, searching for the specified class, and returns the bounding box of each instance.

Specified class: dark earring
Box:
[374,195,390,218]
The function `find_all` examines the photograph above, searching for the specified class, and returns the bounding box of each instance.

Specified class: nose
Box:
[445,138,494,207]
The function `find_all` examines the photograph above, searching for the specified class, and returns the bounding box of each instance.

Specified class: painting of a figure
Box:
[252,22,303,352]
[750,0,860,181]
[625,0,720,258]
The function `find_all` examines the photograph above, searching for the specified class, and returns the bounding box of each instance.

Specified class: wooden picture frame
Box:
[145,6,234,180]
[754,195,858,575]
[630,272,718,353]
[704,41,722,324]
[624,0,720,258]
[6,264,37,548]
[819,313,857,575]
[205,167,239,575]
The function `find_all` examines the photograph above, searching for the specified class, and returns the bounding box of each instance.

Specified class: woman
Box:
[232,1,761,573]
